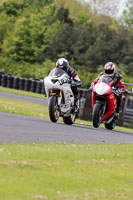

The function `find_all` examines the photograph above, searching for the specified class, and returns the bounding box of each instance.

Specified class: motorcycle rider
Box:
[91,62,126,116]
[56,58,82,112]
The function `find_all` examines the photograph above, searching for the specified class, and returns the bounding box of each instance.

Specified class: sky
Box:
[81,0,128,17]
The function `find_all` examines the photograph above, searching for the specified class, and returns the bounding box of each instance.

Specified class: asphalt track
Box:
[0,91,47,105]
[0,91,133,143]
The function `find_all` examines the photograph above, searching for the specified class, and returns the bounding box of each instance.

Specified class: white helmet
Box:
[56,58,69,71]
[104,62,116,76]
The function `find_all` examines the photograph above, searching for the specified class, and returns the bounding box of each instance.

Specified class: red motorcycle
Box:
[92,74,119,130]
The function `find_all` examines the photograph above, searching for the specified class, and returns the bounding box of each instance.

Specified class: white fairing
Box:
[94,82,110,95]
[44,70,74,114]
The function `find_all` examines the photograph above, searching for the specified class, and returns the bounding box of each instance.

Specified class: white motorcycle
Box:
[44,68,77,124]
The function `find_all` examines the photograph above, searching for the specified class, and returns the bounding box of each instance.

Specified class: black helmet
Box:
[56,58,69,71]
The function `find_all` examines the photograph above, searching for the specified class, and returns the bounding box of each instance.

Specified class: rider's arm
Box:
[117,73,126,93]
[91,72,104,87]
[113,72,126,93]
[67,66,82,87]
[117,80,126,93]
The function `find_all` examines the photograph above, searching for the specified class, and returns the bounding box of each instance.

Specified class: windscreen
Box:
[99,75,112,84]
[49,68,67,78]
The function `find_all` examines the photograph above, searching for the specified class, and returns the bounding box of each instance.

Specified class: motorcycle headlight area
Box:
[94,83,110,95]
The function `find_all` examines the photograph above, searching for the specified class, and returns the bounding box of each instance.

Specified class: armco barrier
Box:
[78,89,92,121]
[123,97,133,127]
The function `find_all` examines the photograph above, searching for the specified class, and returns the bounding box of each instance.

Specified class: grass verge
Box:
[0,143,133,200]
[0,97,49,119]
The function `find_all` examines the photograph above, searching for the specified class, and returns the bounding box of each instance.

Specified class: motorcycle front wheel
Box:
[63,112,76,125]
[49,96,59,123]
[92,103,103,128]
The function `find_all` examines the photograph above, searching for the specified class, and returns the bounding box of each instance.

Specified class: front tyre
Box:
[92,103,103,128]
[63,112,76,125]
[104,119,116,130]
[49,96,59,123]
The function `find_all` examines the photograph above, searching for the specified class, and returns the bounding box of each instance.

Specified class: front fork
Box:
[57,90,63,106]
[101,100,107,117]
[49,89,63,106]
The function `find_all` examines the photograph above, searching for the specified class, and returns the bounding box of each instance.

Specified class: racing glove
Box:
[71,80,81,87]
[115,88,123,95]
[71,80,77,87]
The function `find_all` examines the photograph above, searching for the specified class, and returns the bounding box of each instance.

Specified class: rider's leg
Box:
[71,86,80,111]
[116,94,125,114]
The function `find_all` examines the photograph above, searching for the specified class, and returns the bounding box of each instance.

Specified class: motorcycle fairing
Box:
[44,69,74,115]
[94,82,110,95]
[101,93,117,122]
[92,76,117,122]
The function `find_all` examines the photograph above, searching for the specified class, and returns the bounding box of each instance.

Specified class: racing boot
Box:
[115,104,122,119]
[114,112,120,119]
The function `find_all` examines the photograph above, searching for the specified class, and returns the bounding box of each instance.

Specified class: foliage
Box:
[39,59,55,78]
[122,0,133,28]
[0,0,133,86]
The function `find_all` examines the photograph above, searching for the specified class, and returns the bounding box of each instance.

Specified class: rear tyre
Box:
[104,119,116,130]
[92,103,103,128]
[63,112,76,125]
[49,96,59,122]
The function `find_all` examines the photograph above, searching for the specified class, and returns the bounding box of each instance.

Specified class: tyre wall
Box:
[0,71,45,95]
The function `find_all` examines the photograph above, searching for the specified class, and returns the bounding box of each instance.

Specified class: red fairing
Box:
[101,93,117,121]
[92,92,95,109]
[91,75,118,123]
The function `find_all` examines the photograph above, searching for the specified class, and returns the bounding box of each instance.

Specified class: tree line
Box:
[0,0,133,87]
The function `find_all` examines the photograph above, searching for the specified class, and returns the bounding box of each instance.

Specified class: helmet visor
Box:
[105,69,114,75]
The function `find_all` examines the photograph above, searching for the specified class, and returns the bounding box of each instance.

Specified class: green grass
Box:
[0,97,49,119]
[0,143,133,200]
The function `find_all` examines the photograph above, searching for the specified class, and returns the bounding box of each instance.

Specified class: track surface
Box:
[0,112,133,143]
[0,91,47,105]
[0,91,133,143]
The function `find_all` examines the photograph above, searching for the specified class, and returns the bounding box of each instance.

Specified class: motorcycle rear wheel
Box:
[104,119,116,130]
[92,103,103,128]
[49,96,59,123]
[63,112,76,125]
